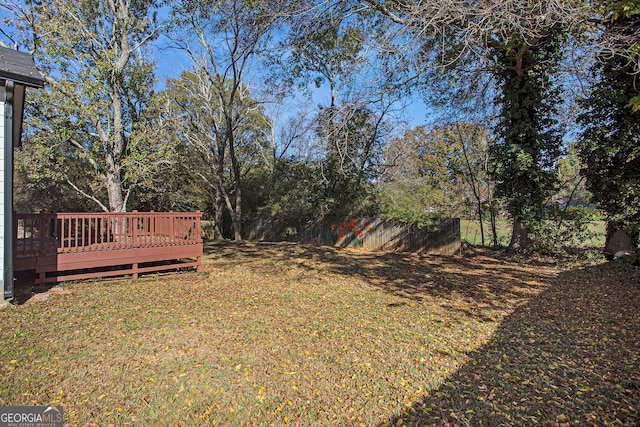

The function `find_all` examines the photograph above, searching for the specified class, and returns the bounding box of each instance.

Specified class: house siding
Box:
[0,96,5,291]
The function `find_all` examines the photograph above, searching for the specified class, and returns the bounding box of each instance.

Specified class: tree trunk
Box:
[227,127,243,241]
[212,133,227,240]
[106,165,126,212]
[477,204,485,247]
[604,227,638,260]
[508,219,530,252]
[212,190,225,240]
[459,132,485,247]
[489,205,498,247]
[106,78,127,212]
[232,186,242,241]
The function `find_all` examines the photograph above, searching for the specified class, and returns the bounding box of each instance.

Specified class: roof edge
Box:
[0,70,45,89]
[0,47,45,89]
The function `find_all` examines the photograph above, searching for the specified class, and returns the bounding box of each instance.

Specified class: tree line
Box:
[1,0,638,253]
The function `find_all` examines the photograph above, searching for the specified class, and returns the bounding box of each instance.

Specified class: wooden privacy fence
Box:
[248,218,461,255]
[14,211,203,284]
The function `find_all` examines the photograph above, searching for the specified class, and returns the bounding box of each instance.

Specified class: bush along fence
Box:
[247,218,461,255]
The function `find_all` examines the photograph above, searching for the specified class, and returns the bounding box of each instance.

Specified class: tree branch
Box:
[66,179,110,212]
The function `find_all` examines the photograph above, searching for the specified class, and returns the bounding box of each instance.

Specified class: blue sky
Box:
[0,4,430,132]
[151,28,430,132]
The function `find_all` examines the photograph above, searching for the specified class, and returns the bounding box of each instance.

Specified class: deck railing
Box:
[15,211,202,257]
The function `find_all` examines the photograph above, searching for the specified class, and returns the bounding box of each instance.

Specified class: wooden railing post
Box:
[169,211,175,245]
[39,214,46,256]
[195,211,202,272]
[196,211,202,243]
[132,210,138,248]
[132,209,139,277]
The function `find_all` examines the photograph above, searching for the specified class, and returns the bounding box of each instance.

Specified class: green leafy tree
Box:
[7,0,162,212]
[490,31,565,251]
[381,126,454,217]
[253,158,327,238]
[316,105,385,221]
[289,15,368,220]
[14,134,96,212]
[126,91,204,213]
[380,123,496,242]
[552,145,592,209]
[578,1,640,252]
[286,5,405,222]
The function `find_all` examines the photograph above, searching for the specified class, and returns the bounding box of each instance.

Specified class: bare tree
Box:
[284,3,410,218]
[592,2,640,76]
[451,122,495,246]
[168,0,278,239]
[361,0,587,65]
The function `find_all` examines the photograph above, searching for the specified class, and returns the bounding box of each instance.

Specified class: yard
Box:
[1,242,638,426]
[460,219,607,248]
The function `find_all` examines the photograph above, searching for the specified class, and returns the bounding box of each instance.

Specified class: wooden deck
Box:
[14,211,203,284]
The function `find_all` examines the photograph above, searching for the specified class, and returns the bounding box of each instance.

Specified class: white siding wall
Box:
[0,96,5,284]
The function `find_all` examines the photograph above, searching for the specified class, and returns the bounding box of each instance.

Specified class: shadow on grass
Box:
[382,262,640,426]
[203,240,556,320]
[204,242,638,424]
[11,270,64,305]
[323,249,558,318]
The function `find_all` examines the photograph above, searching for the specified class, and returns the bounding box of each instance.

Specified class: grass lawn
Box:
[460,219,512,247]
[1,242,638,426]
[461,219,607,248]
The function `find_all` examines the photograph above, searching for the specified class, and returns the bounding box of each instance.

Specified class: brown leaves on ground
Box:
[388,261,640,426]
[0,241,637,426]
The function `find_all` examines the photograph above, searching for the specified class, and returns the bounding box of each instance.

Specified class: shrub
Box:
[529,207,600,255]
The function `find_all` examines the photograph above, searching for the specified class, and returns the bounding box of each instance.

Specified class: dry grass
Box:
[0,242,637,426]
